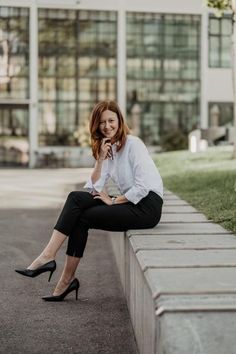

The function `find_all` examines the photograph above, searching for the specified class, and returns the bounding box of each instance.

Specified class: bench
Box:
[106,181,236,354]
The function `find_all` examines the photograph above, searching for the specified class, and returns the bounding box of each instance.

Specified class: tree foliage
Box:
[206,0,232,16]
[206,0,231,10]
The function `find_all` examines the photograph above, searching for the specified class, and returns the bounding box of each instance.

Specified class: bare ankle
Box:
[61,275,74,284]
[41,252,55,261]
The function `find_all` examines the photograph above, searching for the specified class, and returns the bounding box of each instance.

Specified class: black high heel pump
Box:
[15,260,56,282]
[42,278,80,302]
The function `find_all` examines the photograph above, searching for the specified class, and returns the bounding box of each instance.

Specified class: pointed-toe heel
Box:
[42,278,80,302]
[15,260,56,282]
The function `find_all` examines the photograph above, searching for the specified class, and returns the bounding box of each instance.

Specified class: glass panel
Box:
[209,37,220,67]
[209,18,220,34]
[0,7,29,99]
[58,56,76,76]
[78,79,96,101]
[221,36,232,67]
[0,106,29,166]
[222,18,232,35]
[57,78,76,101]
[164,59,181,79]
[39,78,56,100]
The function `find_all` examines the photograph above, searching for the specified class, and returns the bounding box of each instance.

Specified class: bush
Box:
[159,130,188,151]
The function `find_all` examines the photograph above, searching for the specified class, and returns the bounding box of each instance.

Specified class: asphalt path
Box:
[0,169,138,354]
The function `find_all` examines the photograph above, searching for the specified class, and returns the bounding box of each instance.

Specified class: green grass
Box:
[153,146,236,234]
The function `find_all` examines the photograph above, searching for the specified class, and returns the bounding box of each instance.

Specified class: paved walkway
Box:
[0,169,138,354]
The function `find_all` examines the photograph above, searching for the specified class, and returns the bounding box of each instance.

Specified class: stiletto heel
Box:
[42,278,80,302]
[48,269,55,282]
[15,260,56,280]
[76,287,78,300]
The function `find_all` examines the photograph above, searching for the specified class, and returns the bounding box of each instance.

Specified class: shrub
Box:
[159,130,188,151]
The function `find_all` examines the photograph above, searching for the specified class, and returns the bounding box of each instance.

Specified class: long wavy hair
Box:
[89,100,130,160]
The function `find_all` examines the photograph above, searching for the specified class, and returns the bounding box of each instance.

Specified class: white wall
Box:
[124,0,202,13]
[206,69,234,102]
[2,0,202,12]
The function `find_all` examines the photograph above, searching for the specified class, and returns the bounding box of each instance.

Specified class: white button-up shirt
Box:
[84,135,163,204]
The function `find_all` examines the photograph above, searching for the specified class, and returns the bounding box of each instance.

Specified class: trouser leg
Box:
[66,192,163,258]
[54,191,103,236]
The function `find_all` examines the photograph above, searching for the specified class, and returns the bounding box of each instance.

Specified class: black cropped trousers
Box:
[54,190,163,258]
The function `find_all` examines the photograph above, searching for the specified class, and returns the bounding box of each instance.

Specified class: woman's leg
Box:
[28,191,101,270]
[64,191,163,259]
[49,192,163,296]
[52,255,80,296]
[27,230,66,270]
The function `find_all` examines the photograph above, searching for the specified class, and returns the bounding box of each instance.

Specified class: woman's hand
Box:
[93,191,112,205]
[99,138,112,160]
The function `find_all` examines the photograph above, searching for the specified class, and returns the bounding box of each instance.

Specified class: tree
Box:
[206,0,236,158]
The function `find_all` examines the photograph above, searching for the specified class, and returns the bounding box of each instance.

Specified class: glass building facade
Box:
[0,3,234,167]
[126,13,201,145]
[38,9,117,146]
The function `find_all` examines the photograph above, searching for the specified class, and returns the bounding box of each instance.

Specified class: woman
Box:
[15,100,163,301]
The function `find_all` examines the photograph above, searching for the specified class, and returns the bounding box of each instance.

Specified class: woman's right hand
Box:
[98,138,112,161]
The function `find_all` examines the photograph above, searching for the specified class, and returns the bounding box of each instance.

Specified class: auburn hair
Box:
[89,100,130,160]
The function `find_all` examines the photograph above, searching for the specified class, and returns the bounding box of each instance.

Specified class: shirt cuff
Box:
[84,176,104,193]
[124,187,149,205]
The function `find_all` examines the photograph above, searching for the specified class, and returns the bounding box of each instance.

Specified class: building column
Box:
[29,3,38,168]
[117,5,126,116]
[200,8,208,128]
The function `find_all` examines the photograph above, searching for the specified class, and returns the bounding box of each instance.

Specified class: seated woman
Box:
[15,100,163,301]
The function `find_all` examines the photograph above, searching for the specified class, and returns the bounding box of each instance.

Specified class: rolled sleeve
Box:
[124,186,149,204]
[84,160,109,193]
[124,139,150,204]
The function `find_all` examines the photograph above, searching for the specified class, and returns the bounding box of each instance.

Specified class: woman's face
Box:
[98,110,119,141]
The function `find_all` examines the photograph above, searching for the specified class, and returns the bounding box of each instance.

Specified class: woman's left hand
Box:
[93,191,112,205]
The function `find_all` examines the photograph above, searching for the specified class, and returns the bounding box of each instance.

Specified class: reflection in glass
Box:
[127,12,201,145]
[38,9,117,146]
[208,102,233,127]
[0,7,29,99]
[0,106,29,166]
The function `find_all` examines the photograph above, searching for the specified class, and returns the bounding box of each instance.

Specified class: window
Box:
[38,9,117,146]
[209,14,232,68]
[0,7,29,99]
[127,13,201,144]
[0,105,29,166]
[208,102,234,126]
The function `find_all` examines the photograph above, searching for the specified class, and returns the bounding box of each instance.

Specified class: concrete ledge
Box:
[107,186,236,354]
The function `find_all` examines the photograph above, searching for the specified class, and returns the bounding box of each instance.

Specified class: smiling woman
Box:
[99,110,119,140]
[15,100,164,302]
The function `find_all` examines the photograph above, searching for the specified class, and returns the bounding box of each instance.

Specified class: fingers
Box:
[100,139,113,160]
[102,138,111,143]
[93,196,101,200]
[102,138,111,147]
[93,191,108,199]
[93,191,112,205]
[95,191,106,197]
